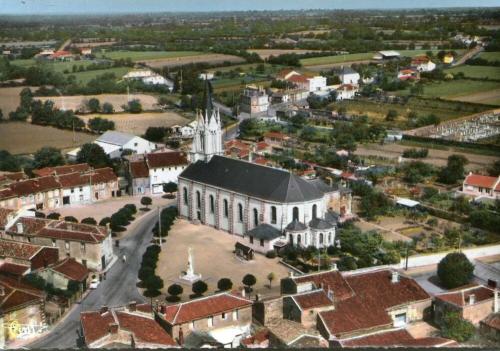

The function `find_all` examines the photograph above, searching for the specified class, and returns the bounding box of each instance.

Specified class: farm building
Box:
[123,70,174,91]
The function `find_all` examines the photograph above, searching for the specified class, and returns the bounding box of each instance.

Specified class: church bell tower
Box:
[190,80,223,163]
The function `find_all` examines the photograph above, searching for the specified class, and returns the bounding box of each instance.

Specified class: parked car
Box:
[89,278,100,289]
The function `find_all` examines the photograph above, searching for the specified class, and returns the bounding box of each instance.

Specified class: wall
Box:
[253,297,283,325]
[463,300,495,325]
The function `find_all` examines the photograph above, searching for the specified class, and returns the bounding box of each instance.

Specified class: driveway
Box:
[28,200,174,349]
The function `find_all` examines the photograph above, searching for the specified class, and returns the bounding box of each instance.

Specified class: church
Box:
[177,82,352,251]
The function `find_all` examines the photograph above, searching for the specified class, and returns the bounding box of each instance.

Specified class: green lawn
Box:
[401,79,500,99]
[67,67,132,84]
[97,50,204,61]
[445,65,500,79]
[478,51,500,62]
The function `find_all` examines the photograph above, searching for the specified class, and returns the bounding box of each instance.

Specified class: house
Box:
[3,217,114,271]
[39,257,89,291]
[0,208,16,230]
[243,224,286,254]
[80,48,92,56]
[157,291,253,347]
[336,67,360,85]
[460,173,500,200]
[81,302,178,348]
[443,53,455,64]
[0,275,46,347]
[225,139,251,160]
[123,70,174,91]
[240,85,269,115]
[434,285,499,326]
[50,50,74,61]
[398,68,420,81]
[59,167,119,205]
[0,240,59,277]
[480,313,500,341]
[276,70,327,92]
[411,56,436,72]
[271,89,309,104]
[373,50,401,61]
[128,151,189,195]
[68,131,157,160]
[335,84,358,100]
[263,132,290,147]
[33,164,90,178]
[199,72,215,81]
[171,120,198,139]
[280,268,434,346]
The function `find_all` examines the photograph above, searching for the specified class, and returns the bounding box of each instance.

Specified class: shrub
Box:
[81,217,97,225]
[64,216,78,223]
[167,284,183,298]
[441,312,476,342]
[35,211,46,218]
[242,274,257,291]
[192,280,208,297]
[217,278,233,291]
[437,252,474,289]
[123,204,137,214]
[265,250,277,259]
[141,196,152,209]
[99,217,111,226]
[47,212,61,220]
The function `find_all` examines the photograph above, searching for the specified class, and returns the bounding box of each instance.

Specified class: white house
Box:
[123,70,174,91]
[338,67,360,85]
[335,84,358,100]
[277,69,327,92]
[411,56,436,72]
[199,72,215,80]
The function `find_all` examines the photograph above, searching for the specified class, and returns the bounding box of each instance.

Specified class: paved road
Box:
[28,206,166,349]
[451,45,484,67]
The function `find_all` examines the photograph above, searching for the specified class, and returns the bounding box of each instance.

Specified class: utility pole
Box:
[158,206,162,248]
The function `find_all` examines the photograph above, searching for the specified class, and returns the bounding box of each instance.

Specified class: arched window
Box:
[328,232,332,244]
[312,204,317,219]
[289,234,294,245]
[238,203,243,222]
[319,233,324,244]
[293,207,299,221]
[209,195,214,213]
[297,234,302,246]
[271,206,277,224]
[223,199,229,217]
[196,191,201,209]
[253,208,258,226]
[183,187,188,205]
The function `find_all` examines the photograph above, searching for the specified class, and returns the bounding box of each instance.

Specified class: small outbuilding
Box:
[235,242,254,261]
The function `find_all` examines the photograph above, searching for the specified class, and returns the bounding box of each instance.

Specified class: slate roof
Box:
[180,156,325,203]
[247,224,282,240]
[96,131,136,146]
[309,218,335,230]
[286,220,308,232]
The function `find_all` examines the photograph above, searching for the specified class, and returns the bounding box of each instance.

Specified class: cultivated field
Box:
[99,50,203,61]
[478,51,500,62]
[248,49,321,59]
[36,93,159,112]
[448,89,500,106]
[414,79,500,103]
[78,111,190,135]
[355,142,499,171]
[142,53,245,68]
[0,122,94,155]
[0,86,34,114]
[69,67,131,84]
[445,65,500,80]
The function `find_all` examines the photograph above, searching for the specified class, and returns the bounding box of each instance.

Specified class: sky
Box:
[0,0,498,15]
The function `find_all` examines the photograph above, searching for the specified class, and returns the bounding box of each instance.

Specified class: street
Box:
[28,204,168,349]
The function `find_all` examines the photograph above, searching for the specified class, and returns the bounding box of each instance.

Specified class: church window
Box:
[271,206,277,224]
[238,204,243,222]
[260,239,265,247]
[328,233,332,243]
[319,233,324,244]
[312,204,317,219]
[183,188,188,205]
[209,195,214,213]
[196,191,201,209]
[223,199,229,217]
[289,235,294,245]
[249,236,254,244]
[253,209,258,226]
[297,234,302,245]
[293,207,299,221]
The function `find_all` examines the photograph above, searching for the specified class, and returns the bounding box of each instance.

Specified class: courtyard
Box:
[157,219,292,301]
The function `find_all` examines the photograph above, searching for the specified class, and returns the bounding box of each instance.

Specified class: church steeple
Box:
[189,80,223,163]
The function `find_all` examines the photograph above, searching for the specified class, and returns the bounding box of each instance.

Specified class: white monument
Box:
[180,247,202,282]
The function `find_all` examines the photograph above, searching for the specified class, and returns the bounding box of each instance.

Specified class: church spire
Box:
[202,79,214,121]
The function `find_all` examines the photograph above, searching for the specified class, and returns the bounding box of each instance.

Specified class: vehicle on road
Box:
[89,278,100,289]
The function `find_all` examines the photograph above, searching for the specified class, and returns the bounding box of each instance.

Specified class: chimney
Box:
[468,294,476,305]
[0,286,5,297]
[288,271,294,278]
[327,286,334,301]
[178,327,184,346]
[331,263,338,271]
[100,306,108,314]
[128,301,137,312]
[16,222,23,234]
[391,271,399,283]
[494,290,499,313]
[108,323,119,334]
[255,294,261,302]
[240,288,246,298]
[106,223,111,234]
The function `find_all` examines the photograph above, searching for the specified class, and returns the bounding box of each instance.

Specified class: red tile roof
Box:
[0,188,16,201]
[241,329,270,346]
[340,329,456,347]
[0,275,44,313]
[435,285,495,307]
[481,313,500,331]
[130,161,149,178]
[293,270,354,301]
[225,140,250,151]
[256,141,270,151]
[0,172,26,182]
[146,151,188,169]
[0,208,16,229]
[9,176,61,197]
[33,163,90,177]
[51,258,88,282]
[0,240,43,260]
[81,307,176,347]
[7,217,51,236]
[162,292,252,325]
[0,262,30,276]
[464,174,498,189]
[311,269,430,337]
[253,157,269,166]
[411,55,431,65]
[292,289,333,310]
[288,74,309,84]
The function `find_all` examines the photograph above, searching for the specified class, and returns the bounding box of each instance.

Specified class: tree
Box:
[217,278,233,291]
[88,117,115,133]
[144,127,167,142]
[488,160,500,177]
[101,102,114,114]
[338,255,358,271]
[143,288,161,304]
[437,252,474,289]
[87,98,101,113]
[47,212,61,220]
[438,155,468,184]
[76,143,111,168]
[267,272,275,289]
[242,274,257,292]
[99,217,111,226]
[0,108,3,122]
[163,182,178,195]
[33,147,65,169]
[441,312,475,342]
[20,87,33,111]
[385,109,398,121]
[167,284,183,302]
[141,196,152,209]
[81,217,97,225]
[144,275,164,292]
[64,216,78,223]
[192,280,208,297]
[126,99,142,113]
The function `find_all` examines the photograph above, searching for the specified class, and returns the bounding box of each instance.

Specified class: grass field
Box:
[69,67,132,84]
[400,79,500,101]
[478,51,500,62]
[99,50,203,61]
[212,78,272,92]
[445,65,500,79]
[248,49,321,59]
[0,122,95,155]
[143,53,245,69]
[77,111,189,135]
